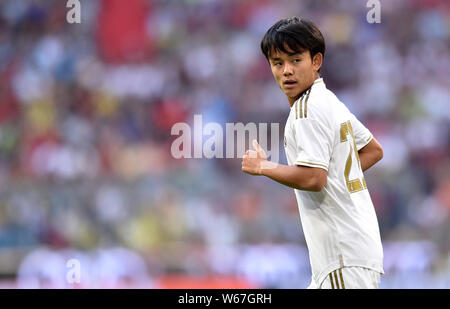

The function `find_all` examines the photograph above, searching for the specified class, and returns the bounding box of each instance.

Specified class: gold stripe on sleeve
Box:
[295,161,328,170]
[304,90,310,118]
[299,95,303,118]
[329,273,335,289]
[295,100,298,119]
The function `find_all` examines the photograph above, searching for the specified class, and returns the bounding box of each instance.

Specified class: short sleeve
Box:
[293,117,333,171]
[349,113,373,151]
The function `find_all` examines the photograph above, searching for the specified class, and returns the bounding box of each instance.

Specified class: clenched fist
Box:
[241,139,268,175]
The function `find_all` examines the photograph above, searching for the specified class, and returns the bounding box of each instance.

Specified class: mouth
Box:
[283,80,298,88]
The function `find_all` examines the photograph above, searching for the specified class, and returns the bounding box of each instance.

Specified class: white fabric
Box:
[307,266,381,289]
[284,78,384,288]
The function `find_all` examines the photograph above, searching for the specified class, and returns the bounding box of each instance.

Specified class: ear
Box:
[312,53,323,72]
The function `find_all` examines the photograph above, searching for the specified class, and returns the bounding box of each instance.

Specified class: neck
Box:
[288,74,321,107]
[288,96,297,107]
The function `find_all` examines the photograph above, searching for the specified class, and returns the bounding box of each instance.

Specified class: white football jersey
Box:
[284,78,384,286]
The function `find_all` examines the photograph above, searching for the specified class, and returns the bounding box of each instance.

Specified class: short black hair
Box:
[260,17,325,61]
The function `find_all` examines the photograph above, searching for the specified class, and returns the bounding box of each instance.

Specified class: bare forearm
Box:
[241,140,326,191]
[260,161,326,192]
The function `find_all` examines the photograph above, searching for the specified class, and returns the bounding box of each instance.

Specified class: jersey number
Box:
[340,121,367,193]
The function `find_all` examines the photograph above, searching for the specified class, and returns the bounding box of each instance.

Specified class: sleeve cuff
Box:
[295,160,328,171]
[357,134,373,151]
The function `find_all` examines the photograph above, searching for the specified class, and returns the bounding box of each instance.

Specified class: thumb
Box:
[252,139,261,152]
[253,139,264,158]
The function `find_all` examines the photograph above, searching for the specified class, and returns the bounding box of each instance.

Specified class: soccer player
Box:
[241,17,384,289]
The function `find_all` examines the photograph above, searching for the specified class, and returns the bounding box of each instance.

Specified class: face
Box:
[268,47,322,106]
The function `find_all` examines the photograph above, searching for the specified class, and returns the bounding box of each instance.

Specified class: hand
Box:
[241,139,268,175]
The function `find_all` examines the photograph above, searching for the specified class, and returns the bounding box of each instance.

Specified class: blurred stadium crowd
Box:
[0,0,449,288]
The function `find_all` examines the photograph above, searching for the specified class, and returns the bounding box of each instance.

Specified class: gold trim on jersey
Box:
[341,120,367,194]
[328,269,345,289]
[295,160,328,170]
[299,95,303,118]
[344,149,367,193]
[295,88,312,119]
[339,254,344,268]
[313,78,323,85]
[338,268,346,289]
[333,270,340,289]
[347,121,361,169]
[304,89,310,118]
[340,122,349,142]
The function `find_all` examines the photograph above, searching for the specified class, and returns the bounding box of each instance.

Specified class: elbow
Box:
[311,177,327,192]
[306,171,327,192]
[293,166,327,192]
[376,145,384,162]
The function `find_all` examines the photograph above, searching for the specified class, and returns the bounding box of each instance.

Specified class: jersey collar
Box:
[312,77,324,87]
[290,77,325,109]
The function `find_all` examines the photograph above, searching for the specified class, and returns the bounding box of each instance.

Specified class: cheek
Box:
[272,72,282,84]
[270,67,278,78]
[296,65,312,79]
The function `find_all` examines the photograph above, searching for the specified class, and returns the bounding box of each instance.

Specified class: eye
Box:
[273,62,282,66]
[293,58,301,63]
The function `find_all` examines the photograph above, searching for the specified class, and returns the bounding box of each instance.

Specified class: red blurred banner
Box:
[97,0,154,63]
[156,275,257,289]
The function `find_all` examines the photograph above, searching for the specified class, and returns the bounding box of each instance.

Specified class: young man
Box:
[241,17,384,289]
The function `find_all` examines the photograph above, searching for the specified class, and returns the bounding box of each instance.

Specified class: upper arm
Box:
[293,117,331,191]
[292,103,333,172]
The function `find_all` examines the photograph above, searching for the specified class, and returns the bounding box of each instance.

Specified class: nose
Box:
[283,63,294,76]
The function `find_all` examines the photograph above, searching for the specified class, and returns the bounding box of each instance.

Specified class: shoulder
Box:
[293,86,337,125]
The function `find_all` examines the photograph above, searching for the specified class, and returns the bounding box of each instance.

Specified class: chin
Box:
[285,90,301,99]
